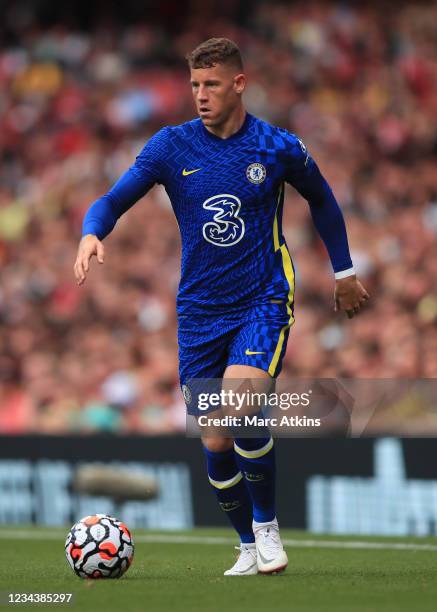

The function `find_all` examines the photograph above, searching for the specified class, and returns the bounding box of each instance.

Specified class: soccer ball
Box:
[65,514,134,579]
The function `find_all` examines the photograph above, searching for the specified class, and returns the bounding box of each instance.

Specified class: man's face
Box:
[190,63,245,127]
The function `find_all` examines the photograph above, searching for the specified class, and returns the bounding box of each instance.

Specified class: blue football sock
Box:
[203,445,254,543]
[234,437,276,523]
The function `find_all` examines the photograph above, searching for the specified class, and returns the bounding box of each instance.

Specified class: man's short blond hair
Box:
[186,38,243,71]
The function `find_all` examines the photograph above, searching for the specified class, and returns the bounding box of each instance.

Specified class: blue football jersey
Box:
[83,112,353,316]
[131,113,320,315]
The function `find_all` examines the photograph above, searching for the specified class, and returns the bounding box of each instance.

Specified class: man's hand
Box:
[73,234,105,286]
[334,275,369,319]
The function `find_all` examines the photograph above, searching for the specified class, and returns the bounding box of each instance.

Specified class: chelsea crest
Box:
[182,384,192,405]
[246,162,266,184]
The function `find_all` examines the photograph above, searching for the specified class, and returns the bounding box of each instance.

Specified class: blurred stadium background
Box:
[0,0,436,535]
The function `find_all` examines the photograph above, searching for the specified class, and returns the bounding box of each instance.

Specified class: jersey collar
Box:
[199,112,253,145]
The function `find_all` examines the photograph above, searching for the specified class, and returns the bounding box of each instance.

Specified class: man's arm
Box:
[82,169,150,240]
[74,127,169,285]
[74,170,149,285]
[285,136,369,318]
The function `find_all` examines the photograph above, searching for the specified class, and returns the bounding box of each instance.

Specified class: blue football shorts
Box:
[178,302,294,415]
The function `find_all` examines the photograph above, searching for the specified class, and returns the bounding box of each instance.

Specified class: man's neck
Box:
[204,106,246,140]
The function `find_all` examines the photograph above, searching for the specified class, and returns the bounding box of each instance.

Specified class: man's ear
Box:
[233,73,246,95]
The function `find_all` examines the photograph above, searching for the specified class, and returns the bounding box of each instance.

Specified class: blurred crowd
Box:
[0,1,436,434]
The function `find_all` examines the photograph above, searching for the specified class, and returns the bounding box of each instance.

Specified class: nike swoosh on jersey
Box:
[182,168,202,176]
[245,349,266,355]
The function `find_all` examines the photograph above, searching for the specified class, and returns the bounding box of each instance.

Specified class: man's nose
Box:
[197,86,208,102]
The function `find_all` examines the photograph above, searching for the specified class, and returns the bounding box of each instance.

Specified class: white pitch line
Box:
[0,529,437,552]
[282,539,437,551]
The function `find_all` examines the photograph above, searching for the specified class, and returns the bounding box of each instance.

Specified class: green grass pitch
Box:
[1,527,437,611]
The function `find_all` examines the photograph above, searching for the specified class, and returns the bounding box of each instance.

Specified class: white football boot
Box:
[253,518,288,574]
[224,542,258,576]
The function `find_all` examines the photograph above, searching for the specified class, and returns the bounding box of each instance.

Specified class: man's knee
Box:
[202,436,234,453]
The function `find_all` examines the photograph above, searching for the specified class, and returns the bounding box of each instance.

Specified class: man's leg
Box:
[201,436,254,543]
[202,435,257,576]
[233,435,276,523]
[223,365,277,522]
[223,364,288,574]
[179,315,261,575]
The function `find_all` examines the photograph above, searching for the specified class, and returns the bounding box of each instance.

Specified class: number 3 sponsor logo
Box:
[202,194,245,247]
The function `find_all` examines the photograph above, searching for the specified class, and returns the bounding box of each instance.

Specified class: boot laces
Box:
[260,526,281,556]
[231,544,257,570]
